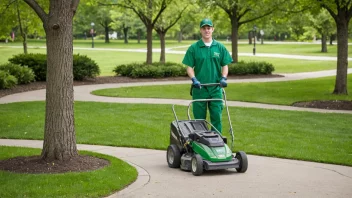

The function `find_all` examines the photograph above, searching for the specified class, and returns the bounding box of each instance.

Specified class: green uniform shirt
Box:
[182,39,233,84]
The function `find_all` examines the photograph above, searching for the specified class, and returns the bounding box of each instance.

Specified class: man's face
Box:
[200,26,214,40]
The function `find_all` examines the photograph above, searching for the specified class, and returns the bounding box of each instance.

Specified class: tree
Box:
[0,0,16,39]
[15,0,43,53]
[0,0,43,53]
[23,0,80,160]
[102,0,173,64]
[205,0,284,63]
[110,9,142,44]
[154,1,188,63]
[318,0,351,95]
[308,9,335,52]
[74,0,113,43]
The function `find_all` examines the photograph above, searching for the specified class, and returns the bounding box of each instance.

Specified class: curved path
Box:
[1,139,351,198]
[1,69,352,198]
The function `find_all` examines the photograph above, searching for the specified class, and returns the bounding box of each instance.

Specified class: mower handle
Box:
[194,83,226,89]
[186,88,235,148]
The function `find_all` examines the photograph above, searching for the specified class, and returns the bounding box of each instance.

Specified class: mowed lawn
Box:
[0,101,351,166]
[92,74,352,105]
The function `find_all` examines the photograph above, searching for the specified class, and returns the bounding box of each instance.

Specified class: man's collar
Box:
[197,39,217,47]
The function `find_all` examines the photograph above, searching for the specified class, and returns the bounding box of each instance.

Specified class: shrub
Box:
[228,61,275,75]
[8,53,100,81]
[8,53,46,81]
[0,70,17,89]
[0,63,35,84]
[73,54,100,80]
[113,62,187,78]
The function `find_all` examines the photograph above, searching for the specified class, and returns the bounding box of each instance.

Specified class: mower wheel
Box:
[167,144,181,168]
[191,154,203,176]
[235,151,248,173]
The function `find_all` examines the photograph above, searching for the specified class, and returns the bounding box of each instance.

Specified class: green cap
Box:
[200,18,213,28]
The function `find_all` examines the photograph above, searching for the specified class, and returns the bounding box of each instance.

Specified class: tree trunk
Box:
[41,1,77,161]
[16,0,27,54]
[178,31,182,43]
[23,33,28,54]
[137,29,141,44]
[158,31,165,64]
[146,25,153,64]
[123,27,129,44]
[321,33,327,53]
[333,20,349,94]
[329,34,334,45]
[230,16,238,63]
[248,31,252,44]
[104,24,110,43]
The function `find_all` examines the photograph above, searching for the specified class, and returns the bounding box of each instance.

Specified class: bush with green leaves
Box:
[0,70,18,89]
[73,54,100,80]
[228,61,275,75]
[9,53,46,81]
[0,63,35,84]
[113,62,187,78]
[8,53,100,81]
[114,61,274,78]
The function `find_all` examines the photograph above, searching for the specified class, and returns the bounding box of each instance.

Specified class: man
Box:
[182,18,233,134]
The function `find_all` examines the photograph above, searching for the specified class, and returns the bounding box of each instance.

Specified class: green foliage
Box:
[73,54,101,80]
[228,61,275,75]
[8,53,100,81]
[0,63,35,84]
[8,53,47,81]
[113,62,187,78]
[0,70,18,89]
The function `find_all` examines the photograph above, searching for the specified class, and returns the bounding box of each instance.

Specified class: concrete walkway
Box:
[1,69,352,197]
[1,69,352,114]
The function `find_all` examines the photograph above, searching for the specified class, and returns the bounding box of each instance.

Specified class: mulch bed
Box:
[293,100,352,110]
[0,155,109,174]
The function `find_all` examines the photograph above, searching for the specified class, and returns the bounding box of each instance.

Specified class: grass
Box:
[184,42,352,57]
[0,146,137,198]
[92,74,352,105]
[1,40,352,75]
[0,101,351,166]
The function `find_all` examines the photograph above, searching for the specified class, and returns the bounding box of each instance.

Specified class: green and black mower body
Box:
[167,83,248,176]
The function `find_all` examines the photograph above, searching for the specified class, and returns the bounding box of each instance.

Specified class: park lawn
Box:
[92,74,352,105]
[176,42,352,57]
[0,146,137,198]
[0,101,351,166]
[1,46,350,76]
[239,57,344,73]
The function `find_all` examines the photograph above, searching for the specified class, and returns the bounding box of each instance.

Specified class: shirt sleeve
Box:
[221,45,233,66]
[182,47,195,68]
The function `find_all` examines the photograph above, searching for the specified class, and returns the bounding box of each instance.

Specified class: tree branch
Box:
[23,0,47,23]
[152,0,168,25]
[319,1,337,21]
[163,5,188,33]
[238,8,274,25]
[215,2,231,17]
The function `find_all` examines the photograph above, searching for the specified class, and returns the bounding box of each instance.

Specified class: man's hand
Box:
[220,77,227,87]
[191,77,201,88]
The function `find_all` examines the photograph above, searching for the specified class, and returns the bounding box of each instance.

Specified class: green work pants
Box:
[192,86,223,133]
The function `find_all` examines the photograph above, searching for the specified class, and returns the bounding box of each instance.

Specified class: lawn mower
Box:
[166,83,248,176]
